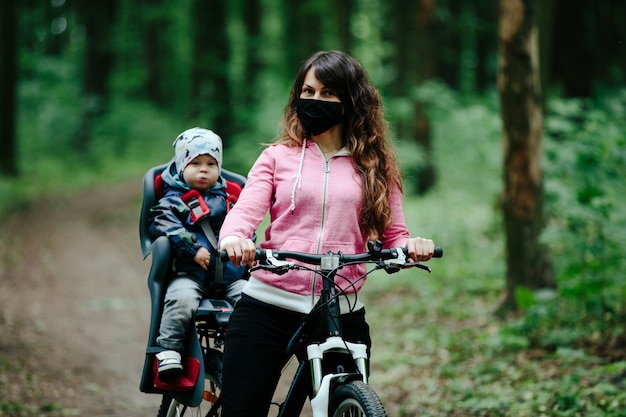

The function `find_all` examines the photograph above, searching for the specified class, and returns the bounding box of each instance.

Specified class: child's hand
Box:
[194,247,212,270]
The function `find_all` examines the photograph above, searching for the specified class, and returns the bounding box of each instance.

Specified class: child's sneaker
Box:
[156,350,183,376]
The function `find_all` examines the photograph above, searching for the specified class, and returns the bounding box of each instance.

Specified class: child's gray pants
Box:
[157,275,246,351]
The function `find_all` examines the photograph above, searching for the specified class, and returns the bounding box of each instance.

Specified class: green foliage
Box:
[0,59,181,213]
[504,92,626,358]
[361,87,626,416]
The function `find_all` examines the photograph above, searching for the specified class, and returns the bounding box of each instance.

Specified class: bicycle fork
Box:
[307,337,369,417]
[307,255,370,417]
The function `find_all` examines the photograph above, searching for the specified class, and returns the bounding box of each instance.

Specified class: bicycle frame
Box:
[274,254,377,417]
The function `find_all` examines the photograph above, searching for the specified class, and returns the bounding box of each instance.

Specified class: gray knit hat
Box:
[172,127,223,176]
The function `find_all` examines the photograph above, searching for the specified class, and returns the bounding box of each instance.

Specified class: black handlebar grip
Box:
[433,247,443,258]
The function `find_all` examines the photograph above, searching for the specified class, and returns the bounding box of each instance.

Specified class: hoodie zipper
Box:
[310,146,332,306]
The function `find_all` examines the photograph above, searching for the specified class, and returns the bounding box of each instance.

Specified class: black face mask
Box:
[296,99,343,136]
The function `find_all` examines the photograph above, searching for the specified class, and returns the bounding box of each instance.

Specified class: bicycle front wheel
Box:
[156,349,223,417]
[329,380,387,417]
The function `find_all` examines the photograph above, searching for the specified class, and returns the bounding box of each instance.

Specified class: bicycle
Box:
[240,241,442,416]
[156,240,441,417]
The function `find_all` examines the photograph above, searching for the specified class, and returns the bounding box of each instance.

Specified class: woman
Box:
[218,50,436,416]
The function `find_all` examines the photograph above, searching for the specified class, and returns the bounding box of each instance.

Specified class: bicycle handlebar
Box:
[219,241,443,265]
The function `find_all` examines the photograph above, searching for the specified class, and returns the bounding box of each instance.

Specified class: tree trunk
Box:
[282,1,323,75]
[189,0,233,141]
[241,0,262,109]
[0,0,18,177]
[497,0,554,313]
[537,0,557,103]
[384,0,437,194]
[435,0,462,90]
[142,0,165,106]
[388,0,417,96]
[75,0,116,153]
[474,0,498,92]
[413,0,437,194]
[336,0,354,53]
[550,0,592,97]
[549,0,625,96]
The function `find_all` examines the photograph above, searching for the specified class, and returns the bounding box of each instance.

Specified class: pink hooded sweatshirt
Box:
[219,139,410,313]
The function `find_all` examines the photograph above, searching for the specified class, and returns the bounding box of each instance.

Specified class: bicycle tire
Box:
[329,380,387,417]
[156,349,224,417]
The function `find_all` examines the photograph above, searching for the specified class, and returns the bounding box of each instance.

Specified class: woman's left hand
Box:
[406,237,435,262]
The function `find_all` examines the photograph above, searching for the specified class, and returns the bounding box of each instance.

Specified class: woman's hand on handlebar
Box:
[221,238,257,268]
[406,237,436,263]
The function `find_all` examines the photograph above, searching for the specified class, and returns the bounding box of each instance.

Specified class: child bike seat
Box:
[138,163,246,405]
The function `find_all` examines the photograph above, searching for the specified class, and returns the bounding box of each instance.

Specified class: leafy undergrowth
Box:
[362,273,626,417]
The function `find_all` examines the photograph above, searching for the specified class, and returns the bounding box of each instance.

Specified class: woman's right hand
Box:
[221,238,257,268]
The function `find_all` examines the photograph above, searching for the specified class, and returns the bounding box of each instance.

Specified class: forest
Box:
[1,0,626,416]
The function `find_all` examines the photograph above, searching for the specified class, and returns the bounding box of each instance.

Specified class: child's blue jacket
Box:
[148,178,246,285]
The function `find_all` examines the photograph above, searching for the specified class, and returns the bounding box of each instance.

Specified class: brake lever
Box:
[249,263,290,275]
[249,249,293,275]
[382,261,431,274]
[409,263,432,273]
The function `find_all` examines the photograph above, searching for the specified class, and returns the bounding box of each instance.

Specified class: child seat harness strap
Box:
[181,189,224,285]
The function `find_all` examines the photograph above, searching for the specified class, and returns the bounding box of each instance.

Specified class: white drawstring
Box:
[290,139,306,214]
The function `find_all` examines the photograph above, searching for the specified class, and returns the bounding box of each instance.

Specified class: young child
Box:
[149,127,247,376]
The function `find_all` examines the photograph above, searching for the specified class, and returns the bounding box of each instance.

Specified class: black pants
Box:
[221,294,371,417]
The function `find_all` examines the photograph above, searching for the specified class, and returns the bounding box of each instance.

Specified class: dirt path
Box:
[0,180,311,417]
[0,180,159,416]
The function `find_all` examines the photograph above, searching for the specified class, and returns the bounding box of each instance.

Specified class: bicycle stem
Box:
[320,255,342,337]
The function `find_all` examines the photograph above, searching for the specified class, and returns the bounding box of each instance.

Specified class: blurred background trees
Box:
[3,0,624,174]
[4,0,624,176]
[1,0,625,359]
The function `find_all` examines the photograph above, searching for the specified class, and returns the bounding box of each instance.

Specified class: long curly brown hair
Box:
[275,50,402,241]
